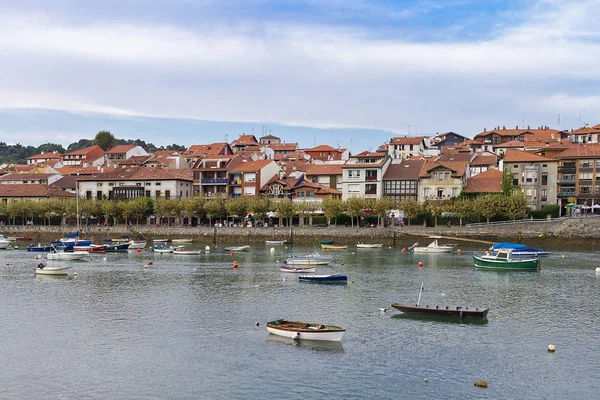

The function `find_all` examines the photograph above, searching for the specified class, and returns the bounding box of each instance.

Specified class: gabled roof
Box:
[27,152,63,160]
[305,164,343,175]
[63,145,103,156]
[464,169,503,193]
[420,160,468,178]
[556,143,600,159]
[471,153,498,166]
[503,148,556,162]
[0,173,56,181]
[52,175,78,190]
[293,180,342,195]
[183,143,230,157]
[570,126,600,135]
[105,145,137,154]
[493,140,526,148]
[0,184,75,198]
[73,165,118,175]
[118,155,151,166]
[437,152,472,162]
[228,159,275,172]
[77,166,193,181]
[389,136,426,145]
[54,166,85,175]
[383,159,425,180]
[231,134,259,146]
[268,143,298,151]
[306,144,337,152]
[259,134,280,140]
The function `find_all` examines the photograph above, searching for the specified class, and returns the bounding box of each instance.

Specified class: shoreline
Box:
[2,217,600,246]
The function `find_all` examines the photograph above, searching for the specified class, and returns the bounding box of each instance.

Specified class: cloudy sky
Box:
[0,0,598,150]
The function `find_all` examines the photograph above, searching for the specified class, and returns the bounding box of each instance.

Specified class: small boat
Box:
[299,274,347,284]
[356,243,383,248]
[491,242,550,256]
[318,239,333,245]
[173,249,202,255]
[473,249,540,271]
[153,239,169,243]
[0,234,11,249]
[224,245,251,252]
[412,238,454,253]
[280,265,316,273]
[391,283,489,319]
[154,247,174,254]
[27,244,52,252]
[127,240,147,249]
[35,263,72,275]
[172,239,193,243]
[73,244,107,253]
[102,237,130,244]
[105,243,131,252]
[321,244,348,250]
[266,319,346,342]
[285,253,331,266]
[46,250,89,261]
[265,240,288,245]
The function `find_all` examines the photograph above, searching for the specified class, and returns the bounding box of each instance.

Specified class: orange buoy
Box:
[233,261,239,269]
[147,260,153,265]
[402,248,407,252]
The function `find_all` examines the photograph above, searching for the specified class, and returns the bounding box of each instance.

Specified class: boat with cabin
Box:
[473,249,540,271]
[491,242,550,256]
[412,237,454,253]
[0,234,10,249]
[266,319,346,342]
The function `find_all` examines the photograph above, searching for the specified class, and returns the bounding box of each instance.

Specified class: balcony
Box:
[557,191,575,197]
[557,178,575,184]
[365,176,378,181]
[229,193,242,198]
[364,190,377,195]
[558,166,576,173]
[230,180,242,185]
[201,178,228,184]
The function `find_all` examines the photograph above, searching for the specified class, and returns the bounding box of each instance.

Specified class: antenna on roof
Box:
[314,136,316,146]
[225,134,228,143]
[558,114,560,126]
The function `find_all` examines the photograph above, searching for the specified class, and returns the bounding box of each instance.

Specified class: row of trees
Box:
[0,192,529,228]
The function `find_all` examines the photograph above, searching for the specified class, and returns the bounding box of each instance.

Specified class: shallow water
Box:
[0,242,599,399]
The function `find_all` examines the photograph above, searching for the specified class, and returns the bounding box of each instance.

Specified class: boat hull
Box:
[356,244,383,248]
[266,320,345,342]
[27,246,52,252]
[299,274,347,283]
[224,245,250,252]
[172,239,193,243]
[154,247,174,254]
[321,244,348,250]
[127,241,147,249]
[265,240,287,245]
[36,266,72,275]
[473,255,539,270]
[46,251,89,261]
[413,247,453,253]
[74,245,106,253]
[285,259,330,265]
[173,250,202,255]
[0,241,10,249]
[280,266,316,273]
[391,304,488,319]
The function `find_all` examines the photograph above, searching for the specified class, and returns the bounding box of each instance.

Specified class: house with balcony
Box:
[499,148,557,210]
[104,145,148,167]
[472,126,566,153]
[231,134,259,153]
[182,142,233,166]
[304,145,349,162]
[305,164,343,191]
[555,144,600,209]
[418,160,469,202]
[430,132,469,150]
[268,143,298,161]
[192,154,241,197]
[382,159,425,203]
[227,159,282,197]
[62,145,105,167]
[341,151,391,200]
[568,124,600,144]
[77,166,193,201]
[470,152,498,177]
[0,173,63,185]
[26,151,63,167]
[388,136,428,159]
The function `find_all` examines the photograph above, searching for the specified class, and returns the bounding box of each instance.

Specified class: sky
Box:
[0,0,599,151]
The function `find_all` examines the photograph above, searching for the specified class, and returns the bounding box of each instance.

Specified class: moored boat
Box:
[321,244,348,250]
[318,240,333,245]
[391,304,489,319]
[412,238,454,253]
[105,243,131,252]
[280,265,316,273]
[224,245,250,252]
[473,249,540,271]
[173,249,202,255]
[46,250,89,261]
[27,244,52,252]
[172,239,193,244]
[0,234,11,249]
[298,274,347,284]
[356,243,383,248]
[265,240,288,245]
[491,242,550,256]
[154,247,174,254]
[285,253,331,265]
[266,319,346,341]
[35,264,72,275]
[127,240,147,249]
[153,239,169,244]
[73,244,107,253]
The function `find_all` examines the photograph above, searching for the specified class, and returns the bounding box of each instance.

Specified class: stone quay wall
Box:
[3,217,600,246]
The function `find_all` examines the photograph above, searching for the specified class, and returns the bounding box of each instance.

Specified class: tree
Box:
[226,196,250,225]
[450,198,473,227]
[398,199,421,227]
[204,196,227,226]
[345,197,364,227]
[93,130,116,151]
[372,198,395,227]
[322,197,344,226]
[424,201,446,227]
[249,197,271,226]
[503,191,528,220]
[274,199,295,227]
[183,197,206,226]
[101,200,122,226]
[502,165,515,195]
[474,194,503,224]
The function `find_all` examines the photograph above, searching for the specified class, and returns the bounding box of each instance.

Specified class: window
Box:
[165,190,171,200]
[146,182,151,186]
[541,189,547,201]
[424,188,430,198]
[580,160,592,168]
[96,183,102,187]
[145,190,151,197]
[297,191,305,198]
[444,172,450,181]
[513,173,519,186]
[348,170,361,179]
[452,188,459,197]
[365,184,377,194]
[541,172,548,185]
[526,188,532,199]
[307,191,314,198]
[86,191,92,200]
[431,172,437,180]
[437,189,444,198]
[348,184,360,193]
[156,182,161,186]
[96,191,102,200]
[526,171,533,183]
[513,165,519,168]
[155,190,161,198]
[580,186,592,194]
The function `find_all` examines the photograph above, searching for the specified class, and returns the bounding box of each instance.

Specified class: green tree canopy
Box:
[93,130,117,151]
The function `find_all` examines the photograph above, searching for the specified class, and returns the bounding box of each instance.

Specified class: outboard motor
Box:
[407,242,419,252]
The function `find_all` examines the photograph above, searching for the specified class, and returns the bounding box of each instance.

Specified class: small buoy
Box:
[562,254,565,258]
[474,381,488,388]
[103,257,107,262]
[496,316,499,320]
[341,262,344,266]
[596,267,600,272]
[402,248,406,252]
[233,261,238,269]
[137,248,141,253]
[255,322,260,326]
[548,344,556,352]
[283,277,286,281]
[230,251,235,257]
[292,332,299,340]
[351,280,355,283]
[379,308,386,312]
[14,246,19,249]
[418,261,423,267]
[456,249,461,254]
[548,327,551,331]
[73,272,78,276]
[424,378,428,383]
[270,247,275,253]
[205,245,210,252]
[441,293,446,296]
[6,262,12,266]
[147,260,153,265]
[34,255,41,259]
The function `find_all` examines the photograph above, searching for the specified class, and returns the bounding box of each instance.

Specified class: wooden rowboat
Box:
[321,244,348,250]
[280,266,316,273]
[266,319,346,341]
[173,250,202,255]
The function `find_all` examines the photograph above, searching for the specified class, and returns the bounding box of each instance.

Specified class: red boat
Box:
[73,244,107,253]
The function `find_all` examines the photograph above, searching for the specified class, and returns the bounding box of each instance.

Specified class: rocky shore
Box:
[3,217,600,246]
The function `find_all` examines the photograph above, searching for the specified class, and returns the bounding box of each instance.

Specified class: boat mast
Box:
[416,282,424,306]
[76,180,80,231]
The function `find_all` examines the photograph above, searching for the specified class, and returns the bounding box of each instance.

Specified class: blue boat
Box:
[27,245,52,252]
[105,243,131,252]
[491,242,550,256]
[298,274,348,284]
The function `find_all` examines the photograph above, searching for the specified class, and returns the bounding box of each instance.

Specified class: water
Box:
[1,243,599,399]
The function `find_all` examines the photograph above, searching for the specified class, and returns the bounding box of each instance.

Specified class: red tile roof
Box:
[307,144,337,152]
[27,152,63,160]
[0,184,75,198]
[464,169,503,193]
[63,145,103,156]
[0,173,56,181]
[105,145,137,154]
[503,148,556,162]
[383,159,426,180]
[77,166,192,181]
[305,164,343,175]
[390,136,427,145]
[471,153,498,166]
[228,159,275,172]
[556,144,600,159]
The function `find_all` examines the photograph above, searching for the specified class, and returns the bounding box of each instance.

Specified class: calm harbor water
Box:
[1,241,599,399]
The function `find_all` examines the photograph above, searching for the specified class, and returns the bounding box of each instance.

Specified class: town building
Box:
[382,159,426,203]
[341,151,391,200]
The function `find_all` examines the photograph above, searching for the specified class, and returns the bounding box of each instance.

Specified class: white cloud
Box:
[0,0,599,137]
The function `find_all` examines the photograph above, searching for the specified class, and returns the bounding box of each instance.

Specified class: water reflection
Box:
[266,334,345,352]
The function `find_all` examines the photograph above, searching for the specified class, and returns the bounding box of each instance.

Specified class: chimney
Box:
[527,125,530,130]
[484,128,486,132]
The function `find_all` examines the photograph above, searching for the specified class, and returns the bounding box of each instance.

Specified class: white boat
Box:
[412,239,454,253]
[280,265,316,273]
[266,319,346,342]
[127,240,147,249]
[153,239,169,243]
[172,239,193,244]
[35,264,72,275]
[224,245,250,252]
[0,234,10,249]
[266,240,288,245]
[356,243,383,248]
[46,250,89,261]
[285,253,331,266]
[154,247,174,254]
[173,249,202,255]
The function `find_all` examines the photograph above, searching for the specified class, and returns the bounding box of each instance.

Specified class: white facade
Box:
[77,177,193,201]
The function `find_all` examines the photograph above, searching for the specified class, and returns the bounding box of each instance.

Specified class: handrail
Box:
[465,216,572,227]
